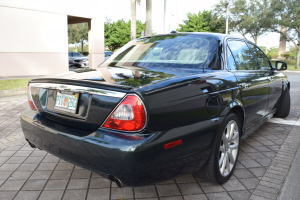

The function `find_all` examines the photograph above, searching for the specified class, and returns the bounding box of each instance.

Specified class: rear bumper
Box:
[21,109,220,187]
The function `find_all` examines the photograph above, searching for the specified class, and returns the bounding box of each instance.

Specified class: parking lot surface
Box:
[0,94,300,200]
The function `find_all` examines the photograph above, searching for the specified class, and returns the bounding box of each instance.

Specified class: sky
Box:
[103,0,283,49]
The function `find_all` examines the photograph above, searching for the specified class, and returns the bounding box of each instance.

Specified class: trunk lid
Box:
[29,71,132,131]
[28,66,208,131]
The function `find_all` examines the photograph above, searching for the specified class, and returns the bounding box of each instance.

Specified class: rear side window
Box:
[227,40,258,70]
[248,43,272,70]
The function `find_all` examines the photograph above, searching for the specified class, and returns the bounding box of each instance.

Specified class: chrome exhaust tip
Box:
[26,139,36,148]
[108,175,123,188]
[114,177,123,188]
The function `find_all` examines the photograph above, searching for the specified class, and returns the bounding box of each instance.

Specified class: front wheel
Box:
[197,113,241,184]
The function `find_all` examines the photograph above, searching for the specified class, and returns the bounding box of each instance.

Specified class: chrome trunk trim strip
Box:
[29,83,126,98]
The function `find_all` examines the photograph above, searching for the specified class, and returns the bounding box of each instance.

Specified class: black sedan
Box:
[21,33,290,187]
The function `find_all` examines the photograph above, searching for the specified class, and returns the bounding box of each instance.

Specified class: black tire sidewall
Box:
[274,88,290,118]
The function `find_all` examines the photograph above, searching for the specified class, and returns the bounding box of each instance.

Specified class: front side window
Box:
[227,40,258,70]
[248,43,272,70]
[101,35,218,69]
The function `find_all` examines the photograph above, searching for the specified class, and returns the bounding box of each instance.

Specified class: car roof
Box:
[139,32,246,42]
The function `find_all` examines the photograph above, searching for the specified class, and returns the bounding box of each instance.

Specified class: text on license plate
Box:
[54,92,79,113]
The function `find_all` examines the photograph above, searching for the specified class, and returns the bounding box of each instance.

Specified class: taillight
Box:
[27,84,37,111]
[101,94,146,132]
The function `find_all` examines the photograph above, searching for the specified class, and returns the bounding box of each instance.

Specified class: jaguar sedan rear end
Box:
[21,32,290,187]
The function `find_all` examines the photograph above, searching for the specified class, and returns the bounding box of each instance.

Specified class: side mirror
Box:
[275,61,288,70]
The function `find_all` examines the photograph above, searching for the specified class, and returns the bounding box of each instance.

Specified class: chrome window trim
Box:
[29,83,126,98]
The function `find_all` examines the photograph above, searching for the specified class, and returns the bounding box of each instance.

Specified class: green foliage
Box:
[281,53,290,60]
[267,47,279,59]
[177,11,225,33]
[68,23,88,54]
[289,46,297,58]
[214,0,272,44]
[270,0,300,68]
[68,45,89,55]
[258,46,267,53]
[105,19,145,51]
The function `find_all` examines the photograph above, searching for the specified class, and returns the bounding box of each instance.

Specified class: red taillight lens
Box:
[102,95,146,132]
[27,84,37,111]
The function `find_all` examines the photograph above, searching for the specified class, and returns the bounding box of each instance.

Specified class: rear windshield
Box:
[101,35,218,69]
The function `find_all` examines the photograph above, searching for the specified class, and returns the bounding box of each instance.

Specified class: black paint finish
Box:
[21,32,289,187]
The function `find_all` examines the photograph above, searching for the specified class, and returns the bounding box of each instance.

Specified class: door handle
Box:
[238,83,251,89]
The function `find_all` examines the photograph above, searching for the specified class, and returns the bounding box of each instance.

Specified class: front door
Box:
[247,43,283,113]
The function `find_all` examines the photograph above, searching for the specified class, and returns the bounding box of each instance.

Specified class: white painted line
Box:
[268,118,300,126]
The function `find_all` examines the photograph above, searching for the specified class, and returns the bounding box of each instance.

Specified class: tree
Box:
[177,11,225,33]
[270,0,300,69]
[68,23,88,54]
[145,0,152,36]
[130,0,136,40]
[105,19,145,51]
[213,0,271,44]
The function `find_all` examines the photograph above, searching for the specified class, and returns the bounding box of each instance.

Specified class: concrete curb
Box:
[0,88,27,97]
[285,70,300,73]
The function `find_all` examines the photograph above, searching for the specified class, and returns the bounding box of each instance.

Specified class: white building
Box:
[0,0,104,77]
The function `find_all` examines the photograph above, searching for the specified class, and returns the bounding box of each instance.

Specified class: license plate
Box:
[54,91,79,113]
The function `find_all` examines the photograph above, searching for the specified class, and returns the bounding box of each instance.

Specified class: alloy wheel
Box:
[218,120,239,177]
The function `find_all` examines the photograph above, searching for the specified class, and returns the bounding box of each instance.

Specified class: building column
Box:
[88,8,104,69]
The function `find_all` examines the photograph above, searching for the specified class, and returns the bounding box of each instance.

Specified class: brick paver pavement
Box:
[0,94,300,200]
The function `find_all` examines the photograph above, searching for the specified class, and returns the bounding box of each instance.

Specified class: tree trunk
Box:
[81,41,84,54]
[296,47,300,69]
[130,0,136,40]
[278,26,287,60]
[254,35,258,45]
[295,32,300,69]
[146,0,152,36]
[74,39,77,52]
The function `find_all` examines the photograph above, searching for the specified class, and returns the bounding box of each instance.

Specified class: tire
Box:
[197,113,241,184]
[274,88,290,118]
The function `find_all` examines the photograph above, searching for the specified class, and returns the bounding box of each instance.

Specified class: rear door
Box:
[226,39,270,130]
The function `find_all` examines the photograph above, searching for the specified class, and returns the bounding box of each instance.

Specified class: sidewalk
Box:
[0,94,300,199]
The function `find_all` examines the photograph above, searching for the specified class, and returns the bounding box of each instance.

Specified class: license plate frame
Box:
[54,91,79,114]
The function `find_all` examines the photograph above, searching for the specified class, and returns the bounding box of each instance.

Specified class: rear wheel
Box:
[197,113,241,184]
[274,88,290,118]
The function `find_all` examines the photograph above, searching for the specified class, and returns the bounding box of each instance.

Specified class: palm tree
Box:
[145,0,152,36]
[278,26,287,59]
[130,0,151,38]
[130,0,136,40]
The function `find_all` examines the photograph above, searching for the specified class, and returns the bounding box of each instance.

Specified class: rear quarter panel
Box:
[137,71,239,131]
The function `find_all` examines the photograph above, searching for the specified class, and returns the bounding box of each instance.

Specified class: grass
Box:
[0,79,31,90]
